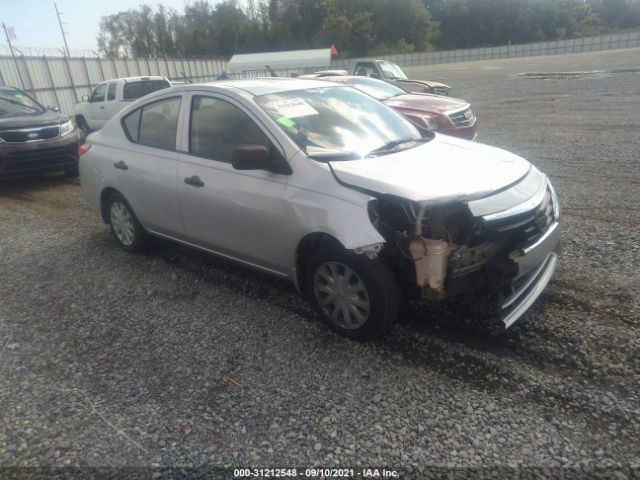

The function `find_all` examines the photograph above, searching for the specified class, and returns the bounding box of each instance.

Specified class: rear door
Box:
[116,94,185,237]
[176,92,293,273]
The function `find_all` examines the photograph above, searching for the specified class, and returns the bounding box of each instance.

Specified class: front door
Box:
[177,93,293,273]
[87,83,108,129]
[102,82,122,123]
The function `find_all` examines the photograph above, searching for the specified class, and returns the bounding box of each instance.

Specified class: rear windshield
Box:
[122,80,171,100]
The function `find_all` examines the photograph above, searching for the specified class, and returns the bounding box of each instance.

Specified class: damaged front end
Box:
[367,168,560,331]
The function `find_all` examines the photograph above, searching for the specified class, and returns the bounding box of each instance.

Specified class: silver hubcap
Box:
[313,262,370,330]
[110,201,135,246]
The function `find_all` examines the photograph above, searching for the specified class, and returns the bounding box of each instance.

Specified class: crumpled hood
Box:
[329,135,531,205]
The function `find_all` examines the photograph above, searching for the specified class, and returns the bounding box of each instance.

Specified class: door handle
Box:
[184,175,205,187]
[99,105,105,109]
[114,160,128,170]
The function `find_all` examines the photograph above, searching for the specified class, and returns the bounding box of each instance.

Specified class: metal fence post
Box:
[81,56,91,88]
[111,58,119,78]
[96,57,106,82]
[164,57,171,80]
[43,55,61,111]
[62,53,78,102]
[20,54,35,94]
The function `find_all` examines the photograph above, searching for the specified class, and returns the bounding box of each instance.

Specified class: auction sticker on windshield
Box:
[268,98,318,118]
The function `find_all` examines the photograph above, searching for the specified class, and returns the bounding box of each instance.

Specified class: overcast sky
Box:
[0,0,209,54]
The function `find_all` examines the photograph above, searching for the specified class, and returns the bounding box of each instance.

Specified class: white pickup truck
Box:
[73,76,171,135]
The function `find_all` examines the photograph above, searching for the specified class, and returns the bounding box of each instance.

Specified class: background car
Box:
[0,86,81,177]
[351,59,452,96]
[79,78,558,340]
[73,76,171,136]
[300,75,477,140]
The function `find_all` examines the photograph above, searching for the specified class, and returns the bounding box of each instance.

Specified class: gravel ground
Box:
[1,48,639,479]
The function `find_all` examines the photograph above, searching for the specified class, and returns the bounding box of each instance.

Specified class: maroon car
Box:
[0,87,81,177]
[303,75,477,140]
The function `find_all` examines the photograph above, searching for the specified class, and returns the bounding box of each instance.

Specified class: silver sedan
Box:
[79,79,560,340]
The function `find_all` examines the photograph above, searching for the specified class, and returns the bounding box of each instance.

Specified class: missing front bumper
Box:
[500,251,558,330]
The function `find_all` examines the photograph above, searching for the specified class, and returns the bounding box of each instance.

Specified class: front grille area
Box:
[8,146,68,159]
[448,107,476,128]
[486,188,556,245]
[3,154,76,172]
[0,125,60,143]
[433,87,449,96]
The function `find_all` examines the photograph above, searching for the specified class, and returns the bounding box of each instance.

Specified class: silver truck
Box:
[352,59,452,96]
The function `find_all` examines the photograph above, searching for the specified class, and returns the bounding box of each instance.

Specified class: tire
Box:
[76,116,91,139]
[305,246,399,341]
[106,192,151,253]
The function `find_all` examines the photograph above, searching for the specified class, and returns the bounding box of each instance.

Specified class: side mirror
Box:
[48,105,60,112]
[370,72,381,79]
[81,95,89,102]
[231,145,291,174]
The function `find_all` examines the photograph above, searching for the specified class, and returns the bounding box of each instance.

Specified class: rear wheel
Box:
[306,246,399,340]
[106,192,151,253]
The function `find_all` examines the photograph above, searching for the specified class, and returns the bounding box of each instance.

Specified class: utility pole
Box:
[54,3,71,57]
[2,22,26,89]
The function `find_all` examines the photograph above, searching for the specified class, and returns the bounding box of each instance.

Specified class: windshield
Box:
[379,61,408,80]
[256,86,423,158]
[342,78,406,101]
[0,88,44,117]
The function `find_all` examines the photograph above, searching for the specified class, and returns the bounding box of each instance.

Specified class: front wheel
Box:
[305,247,399,341]
[106,192,151,253]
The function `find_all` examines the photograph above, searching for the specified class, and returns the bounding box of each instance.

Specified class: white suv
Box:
[73,76,171,135]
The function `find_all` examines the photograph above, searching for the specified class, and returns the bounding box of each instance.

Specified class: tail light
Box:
[79,144,91,156]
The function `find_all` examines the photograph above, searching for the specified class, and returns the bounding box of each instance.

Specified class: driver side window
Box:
[355,63,375,77]
[189,95,270,163]
[90,84,106,103]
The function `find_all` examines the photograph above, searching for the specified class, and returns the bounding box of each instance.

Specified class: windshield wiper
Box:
[367,136,429,156]
[306,146,361,162]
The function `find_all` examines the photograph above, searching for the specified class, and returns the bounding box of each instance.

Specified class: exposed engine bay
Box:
[367,189,557,303]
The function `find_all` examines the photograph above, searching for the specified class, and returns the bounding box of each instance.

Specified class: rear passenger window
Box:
[107,83,117,101]
[122,97,181,151]
[122,109,141,141]
[189,96,269,162]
